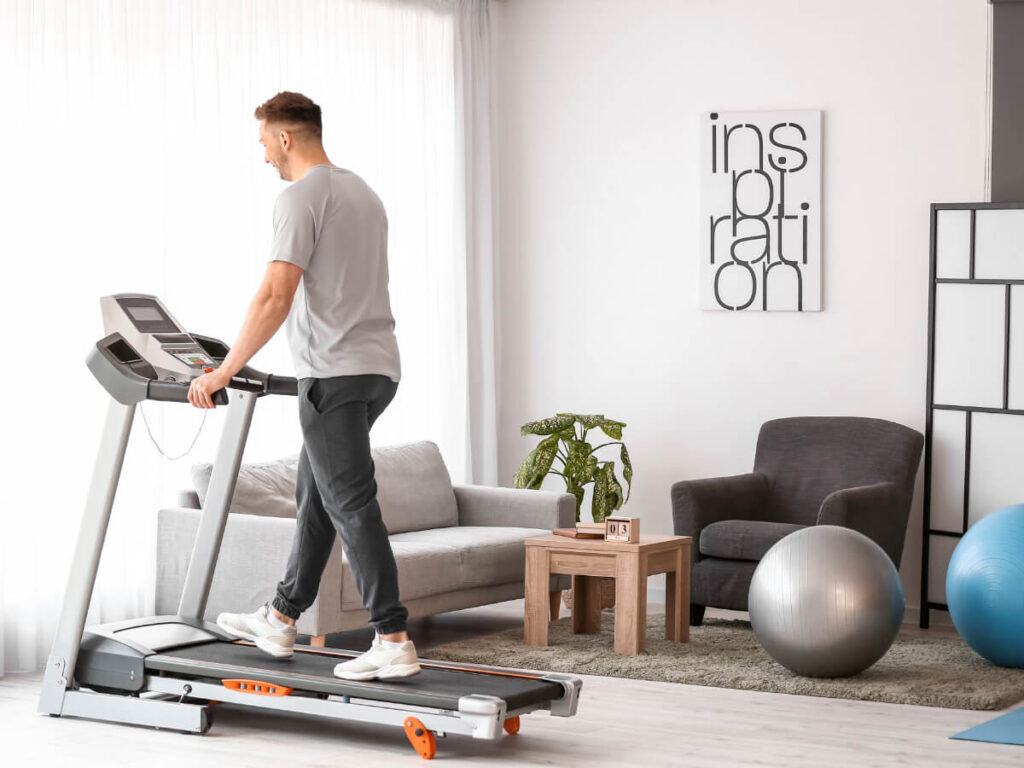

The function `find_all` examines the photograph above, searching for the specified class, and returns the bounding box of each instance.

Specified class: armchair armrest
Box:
[671,472,770,560]
[817,481,909,566]
[453,484,575,530]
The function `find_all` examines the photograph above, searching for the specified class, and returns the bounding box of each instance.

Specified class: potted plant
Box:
[514,413,633,609]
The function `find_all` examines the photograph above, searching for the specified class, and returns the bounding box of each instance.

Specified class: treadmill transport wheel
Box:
[503,716,521,735]
[403,717,437,760]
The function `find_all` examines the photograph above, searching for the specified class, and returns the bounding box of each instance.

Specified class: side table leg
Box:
[679,543,690,642]
[665,544,688,642]
[615,553,645,655]
[665,569,679,642]
[524,547,549,646]
[549,590,561,621]
[572,576,602,634]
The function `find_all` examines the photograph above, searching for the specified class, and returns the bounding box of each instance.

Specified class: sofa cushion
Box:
[340,526,551,610]
[191,455,300,519]
[190,440,459,534]
[699,520,806,561]
[373,441,459,533]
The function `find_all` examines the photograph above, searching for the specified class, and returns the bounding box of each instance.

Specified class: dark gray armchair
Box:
[671,417,923,626]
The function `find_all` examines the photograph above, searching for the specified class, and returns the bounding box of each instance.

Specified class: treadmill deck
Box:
[146,641,565,712]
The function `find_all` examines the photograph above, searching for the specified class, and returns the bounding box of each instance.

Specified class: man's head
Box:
[255,91,323,181]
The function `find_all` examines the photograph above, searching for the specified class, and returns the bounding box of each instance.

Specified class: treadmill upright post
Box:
[38,399,136,715]
[177,390,257,620]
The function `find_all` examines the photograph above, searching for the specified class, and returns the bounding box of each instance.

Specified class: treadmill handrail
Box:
[148,379,229,406]
[191,333,298,397]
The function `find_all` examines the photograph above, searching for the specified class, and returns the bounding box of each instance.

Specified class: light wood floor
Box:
[3,600,1021,767]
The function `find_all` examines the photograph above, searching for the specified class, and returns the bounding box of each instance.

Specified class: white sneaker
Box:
[333,635,421,681]
[216,603,296,659]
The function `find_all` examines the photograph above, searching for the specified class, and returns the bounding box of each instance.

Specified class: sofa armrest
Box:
[156,507,343,637]
[671,472,771,561]
[453,484,575,530]
[817,481,909,566]
[177,490,201,509]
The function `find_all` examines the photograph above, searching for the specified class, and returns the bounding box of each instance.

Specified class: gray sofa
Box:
[672,417,924,626]
[156,440,573,642]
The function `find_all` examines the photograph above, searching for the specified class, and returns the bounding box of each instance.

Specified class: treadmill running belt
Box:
[146,641,565,712]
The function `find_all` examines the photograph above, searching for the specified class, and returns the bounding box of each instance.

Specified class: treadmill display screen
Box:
[117,298,180,333]
[127,306,164,322]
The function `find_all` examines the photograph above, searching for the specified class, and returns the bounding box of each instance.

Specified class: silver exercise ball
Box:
[748,525,904,678]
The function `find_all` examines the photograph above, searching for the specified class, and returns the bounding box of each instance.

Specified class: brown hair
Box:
[254,92,322,139]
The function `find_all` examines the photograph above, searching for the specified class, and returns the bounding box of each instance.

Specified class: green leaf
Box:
[562,414,606,429]
[591,463,625,523]
[592,464,614,521]
[620,444,633,502]
[565,477,585,523]
[521,415,575,436]
[607,463,625,511]
[592,465,611,523]
[597,419,626,440]
[512,449,537,489]
[563,440,595,485]
[513,433,561,489]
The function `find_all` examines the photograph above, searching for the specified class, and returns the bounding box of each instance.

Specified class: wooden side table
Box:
[524,533,692,655]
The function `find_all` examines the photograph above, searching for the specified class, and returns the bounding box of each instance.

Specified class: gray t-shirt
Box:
[269,165,401,382]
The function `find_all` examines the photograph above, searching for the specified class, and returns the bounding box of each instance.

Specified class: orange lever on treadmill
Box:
[404,717,437,760]
[222,679,293,696]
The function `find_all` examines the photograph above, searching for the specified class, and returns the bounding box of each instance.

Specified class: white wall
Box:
[492,0,990,609]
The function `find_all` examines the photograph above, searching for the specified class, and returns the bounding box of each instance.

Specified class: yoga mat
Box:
[953,707,1024,746]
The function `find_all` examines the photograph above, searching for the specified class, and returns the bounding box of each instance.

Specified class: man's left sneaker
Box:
[333,635,421,681]
[216,602,296,659]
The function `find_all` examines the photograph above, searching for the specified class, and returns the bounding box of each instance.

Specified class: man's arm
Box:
[188,261,303,409]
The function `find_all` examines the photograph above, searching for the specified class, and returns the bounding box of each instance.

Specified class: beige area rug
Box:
[423,613,1024,710]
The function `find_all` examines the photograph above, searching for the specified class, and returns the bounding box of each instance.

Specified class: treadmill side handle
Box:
[148,379,228,406]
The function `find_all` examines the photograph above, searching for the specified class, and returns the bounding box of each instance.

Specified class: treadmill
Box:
[38,294,581,760]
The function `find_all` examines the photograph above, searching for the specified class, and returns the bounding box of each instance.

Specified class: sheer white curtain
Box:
[456,0,499,487]
[0,0,497,676]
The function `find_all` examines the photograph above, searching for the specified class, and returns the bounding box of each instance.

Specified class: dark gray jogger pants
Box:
[272,374,408,635]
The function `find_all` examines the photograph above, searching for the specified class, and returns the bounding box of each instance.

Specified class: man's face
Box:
[259,120,291,181]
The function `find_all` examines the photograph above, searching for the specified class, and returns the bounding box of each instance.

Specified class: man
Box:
[187,91,420,681]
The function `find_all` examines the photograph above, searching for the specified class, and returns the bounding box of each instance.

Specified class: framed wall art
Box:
[700,110,822,312]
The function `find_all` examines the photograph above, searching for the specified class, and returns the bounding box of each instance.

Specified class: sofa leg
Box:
[549,591,561,621]
[689,604,706,627]
[310,635,326,648]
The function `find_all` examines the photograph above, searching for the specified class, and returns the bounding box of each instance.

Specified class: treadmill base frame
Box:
[141,672,579,741]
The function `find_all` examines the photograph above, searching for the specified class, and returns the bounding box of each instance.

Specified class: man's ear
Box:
[278,129,290,151]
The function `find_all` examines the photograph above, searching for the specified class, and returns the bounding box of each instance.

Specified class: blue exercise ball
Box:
[946,503,1024,668]
[749,525,905,677]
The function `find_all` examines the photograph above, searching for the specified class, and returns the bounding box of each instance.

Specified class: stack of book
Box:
[553,521,606,539]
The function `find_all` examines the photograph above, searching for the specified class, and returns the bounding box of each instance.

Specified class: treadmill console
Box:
[100,294,216,383]
[88,293,296,406]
